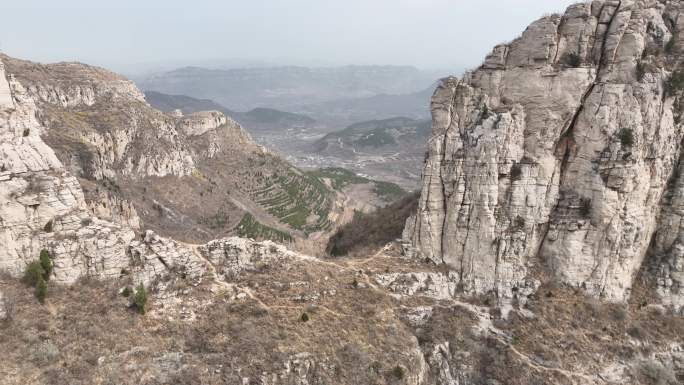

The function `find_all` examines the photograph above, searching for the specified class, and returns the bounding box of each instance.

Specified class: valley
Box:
[146,91,430,189]
[2,1,684,384]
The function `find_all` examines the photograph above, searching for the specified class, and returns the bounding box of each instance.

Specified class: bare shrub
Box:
[31,340,60,366]
[1,291,15,323]
[637,359,677,385]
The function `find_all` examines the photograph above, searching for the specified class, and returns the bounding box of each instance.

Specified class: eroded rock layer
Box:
[405,0,684,311]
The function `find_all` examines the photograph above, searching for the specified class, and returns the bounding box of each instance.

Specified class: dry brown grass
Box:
[0,254,440,385]
[2,250,682,385]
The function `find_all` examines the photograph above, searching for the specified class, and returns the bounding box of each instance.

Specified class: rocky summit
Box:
[1,1,683,385]
[405,0,684,314]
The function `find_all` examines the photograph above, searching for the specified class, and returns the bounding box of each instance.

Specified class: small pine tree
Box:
[36,277,48,304]
[510,163,523,181]
[121,287,132,298]
[618,128,635,147]
[39,249,52,281]
[666,38,676,53]
[392,366,405,380]
[23,261,45,287]
[134,284,147,315]
[300,312,309,322]
[580,198,592,218]
[562,52,582,67]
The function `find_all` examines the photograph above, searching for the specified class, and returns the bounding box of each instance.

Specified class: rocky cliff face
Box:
[1,55,257,181]
[405,0,684,312]
[0,58,135,282]
[0,54,342,245]
[0,54,333,284]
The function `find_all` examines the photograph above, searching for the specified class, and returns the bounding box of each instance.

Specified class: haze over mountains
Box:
[3,1,684,385]
[140,63,443,189]
[139,65,440,126]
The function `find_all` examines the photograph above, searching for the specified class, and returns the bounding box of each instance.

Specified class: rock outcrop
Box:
[405,0,684,312]
[0,59,136,282]
[179,110,228,136]
[1,55,257,181]
[0,55,309,287]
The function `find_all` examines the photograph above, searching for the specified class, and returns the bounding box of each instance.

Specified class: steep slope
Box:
[1,3,684,384]
[1,55,339,243]
[405,0,684,313]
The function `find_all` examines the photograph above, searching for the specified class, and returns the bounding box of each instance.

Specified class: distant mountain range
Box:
[145,91,317,133]
[297,86,435,126]
[139,65,439,125]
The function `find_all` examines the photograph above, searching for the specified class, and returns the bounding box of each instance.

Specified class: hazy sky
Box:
[2,0,578,75]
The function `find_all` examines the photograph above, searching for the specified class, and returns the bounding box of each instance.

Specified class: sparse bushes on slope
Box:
[391,365,405,380]
[23,261,46,287]
[579,198,592,218]
[35,277,48,304]
[327,192,419,257]
[40,249,53,278]
[561,52,581,68]
[134,283,147,315]
[618,128,635,148]
[23,249,53,303]
[121,287,132,298]
[665,71,684,96]
[637,359,678,385]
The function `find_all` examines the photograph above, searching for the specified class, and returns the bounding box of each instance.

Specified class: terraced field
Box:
[236,213,293,242]
[249,167,334,234]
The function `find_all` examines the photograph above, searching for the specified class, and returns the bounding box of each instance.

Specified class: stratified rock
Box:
[0,60,136,282]
[178,110,228,136]
[404,0,684,311]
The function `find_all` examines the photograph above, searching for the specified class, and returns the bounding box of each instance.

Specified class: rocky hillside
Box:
[1,1,684,384]
[405,0,684,315]
[145,91,317,134]
[0,54,340,244]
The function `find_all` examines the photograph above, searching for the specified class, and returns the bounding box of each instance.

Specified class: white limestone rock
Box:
[404,0,684,310]
[199,237,298,279]
[178,110,228,136]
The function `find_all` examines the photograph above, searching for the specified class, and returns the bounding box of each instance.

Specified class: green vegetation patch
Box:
[253,168,333,234]
[236,213,292,243]
[373,181,407,202]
